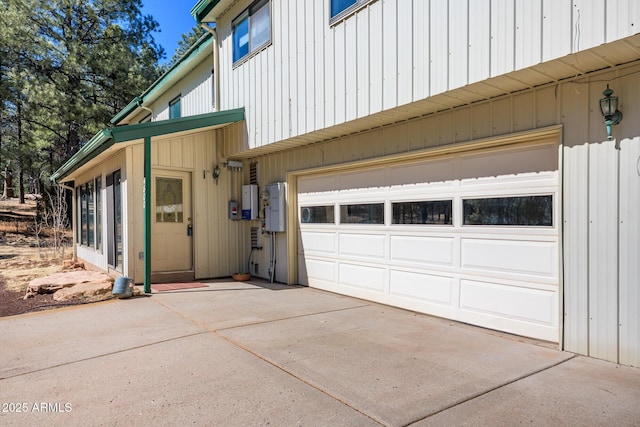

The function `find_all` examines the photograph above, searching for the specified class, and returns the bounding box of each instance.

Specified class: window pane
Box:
[392,200,452,225]
[169,97,180,119]
[87,181,94,247]
[81,185,88,245]
[96,177,102,252]
[301,206,335,224]
[463,195,553,226]
[340,203,384,224]
[331,0,357,17]
[76,186,82,243]
[113,170,123,271]
[156,177,184,223]
[250,2,270,49]
[233,15,249,62]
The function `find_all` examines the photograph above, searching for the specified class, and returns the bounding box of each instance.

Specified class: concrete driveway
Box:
[1,280,638,426]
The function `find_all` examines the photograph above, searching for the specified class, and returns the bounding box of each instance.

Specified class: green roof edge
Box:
[110,32,214,125]
[51,108,245,183]
[191,0,221,25]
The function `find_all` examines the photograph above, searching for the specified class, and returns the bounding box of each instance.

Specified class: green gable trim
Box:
[110,32,214,125]
[110,108,244,142]
[191,0,221,25]
[52,108,245,183]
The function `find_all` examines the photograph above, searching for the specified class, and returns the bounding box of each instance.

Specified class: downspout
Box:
[201,24,220,112]
[136,98,154,121]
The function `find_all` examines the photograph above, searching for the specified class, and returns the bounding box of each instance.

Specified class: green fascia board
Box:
[191,0,221,25]
[110,108,244,142]
[50,130,114,183]
[51,108,245,183]
[110,33,214,125]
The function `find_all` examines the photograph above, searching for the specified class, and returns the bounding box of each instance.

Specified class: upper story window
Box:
[330,0,370,22]
[169,96,181,119]
[233,0,271,64]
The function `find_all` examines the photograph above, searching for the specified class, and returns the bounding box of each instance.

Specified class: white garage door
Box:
[297,142,560,342]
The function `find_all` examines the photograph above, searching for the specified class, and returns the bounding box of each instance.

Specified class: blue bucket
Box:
[112,276,133,299]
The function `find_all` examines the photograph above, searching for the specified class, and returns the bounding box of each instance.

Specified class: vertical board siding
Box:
[144,56,213,122]
[490,0,516,77]
[542,0,572,61]
[515,0,542,70]
[587,140,619,362]
[449,0,468,89]
[382,0,398,109]
[430,0,448,95]
[217,0,637,150]
[562,143,589,356]
[619,137,640,367]
[468,1,491,84]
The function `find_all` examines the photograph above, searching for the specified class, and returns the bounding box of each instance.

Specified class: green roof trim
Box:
[191,0,221,25]
[50,130,114,184]
[110,32,214,125]
[52,108,245,183]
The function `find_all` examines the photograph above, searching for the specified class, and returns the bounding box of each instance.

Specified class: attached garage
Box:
[295,136,560,343]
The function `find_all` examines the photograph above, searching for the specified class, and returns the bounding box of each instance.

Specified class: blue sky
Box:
[141,1,199,64]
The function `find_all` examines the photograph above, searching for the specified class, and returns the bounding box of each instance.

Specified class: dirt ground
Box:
[0,197,90,317]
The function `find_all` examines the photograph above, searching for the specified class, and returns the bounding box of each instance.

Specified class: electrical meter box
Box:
[242,185,258,220]
[228,200,238,220]
[265,182,286,232]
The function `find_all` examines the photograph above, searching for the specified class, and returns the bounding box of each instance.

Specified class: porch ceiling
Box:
[235,33,640,159]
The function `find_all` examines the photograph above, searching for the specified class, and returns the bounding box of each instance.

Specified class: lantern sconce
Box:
[212,164,221,185]
[599,85,623,142]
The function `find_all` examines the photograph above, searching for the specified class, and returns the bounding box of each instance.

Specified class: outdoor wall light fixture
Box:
[212,164,221,185]
[599,85,623,141]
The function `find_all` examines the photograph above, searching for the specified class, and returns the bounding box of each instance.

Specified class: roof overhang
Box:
[191,0,235,24]
[110,33,214,125]
[52,108,245,183]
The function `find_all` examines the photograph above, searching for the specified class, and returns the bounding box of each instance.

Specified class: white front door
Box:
[152,170,192,272]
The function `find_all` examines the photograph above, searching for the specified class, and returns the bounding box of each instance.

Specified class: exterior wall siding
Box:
[215,0,640,150]
[129,54,214,124]
[128,129,248,283]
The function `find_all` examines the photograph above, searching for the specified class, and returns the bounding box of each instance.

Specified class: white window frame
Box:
[329,0,372,24]
[232,0,271,65]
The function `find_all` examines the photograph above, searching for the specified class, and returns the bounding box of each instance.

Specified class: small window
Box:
[392,200,452,225]
[169,96,181,119]
[463,195,553,226]
[330,0,370,21]
[340,203,384,224]
[156,177,184,223]
[233,0,271,64]
[301,206,335,224]
[87,181,94,247]
[95,176,102,252]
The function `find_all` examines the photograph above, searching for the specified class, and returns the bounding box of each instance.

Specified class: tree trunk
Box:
[2,166,14,199]
[17,103,25,204]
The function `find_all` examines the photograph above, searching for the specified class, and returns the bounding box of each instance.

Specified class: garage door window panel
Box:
[463,195,553,226]
[392,200,453,225]
[340,203,384,224]
[301,206,335,224]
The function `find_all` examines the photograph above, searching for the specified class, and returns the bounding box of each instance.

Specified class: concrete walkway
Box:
[1,280,638,426]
